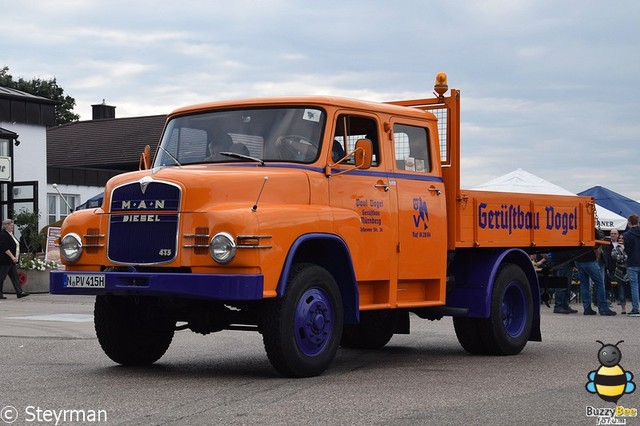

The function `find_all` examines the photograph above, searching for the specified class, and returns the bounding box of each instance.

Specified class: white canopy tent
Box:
[594,204,629,231]
[472,168,627,231]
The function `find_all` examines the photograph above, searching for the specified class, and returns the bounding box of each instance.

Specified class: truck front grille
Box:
[108,180,181,264]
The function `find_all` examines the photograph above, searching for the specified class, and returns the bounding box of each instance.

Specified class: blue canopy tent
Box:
[577,186,640,219]
[75,192,104,211]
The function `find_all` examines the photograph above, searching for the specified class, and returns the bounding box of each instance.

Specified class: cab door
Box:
[328,113,396,307]
[391,119,447,306]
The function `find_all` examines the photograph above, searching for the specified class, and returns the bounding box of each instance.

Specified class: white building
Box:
[0,87,56,232]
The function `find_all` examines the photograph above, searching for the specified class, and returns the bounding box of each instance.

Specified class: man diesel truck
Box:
[51,73,596,377]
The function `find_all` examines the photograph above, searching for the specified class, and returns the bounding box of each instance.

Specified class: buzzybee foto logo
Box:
[585,340,638,424]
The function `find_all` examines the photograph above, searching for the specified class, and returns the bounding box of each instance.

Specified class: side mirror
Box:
[139,145,151,170]
[354,138,372,169]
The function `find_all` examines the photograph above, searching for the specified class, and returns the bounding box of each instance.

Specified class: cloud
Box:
[3,0,640,201]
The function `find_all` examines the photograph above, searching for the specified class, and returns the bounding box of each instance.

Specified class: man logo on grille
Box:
[139,176,153,194]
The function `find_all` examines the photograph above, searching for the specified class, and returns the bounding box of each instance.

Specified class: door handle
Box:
[374,182,390,192]
[428,186,441,196]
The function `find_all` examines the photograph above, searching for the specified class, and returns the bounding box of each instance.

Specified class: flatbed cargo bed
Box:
[454,189,595,249]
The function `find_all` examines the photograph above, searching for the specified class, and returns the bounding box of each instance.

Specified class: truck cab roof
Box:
[168,95,437,122]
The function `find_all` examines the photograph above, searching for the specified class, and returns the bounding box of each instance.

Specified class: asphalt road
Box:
[1,294,638,426]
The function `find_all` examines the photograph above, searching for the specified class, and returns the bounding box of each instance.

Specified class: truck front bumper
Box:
[50,270,264,301]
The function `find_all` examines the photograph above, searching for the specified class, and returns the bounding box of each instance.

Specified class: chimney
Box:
[91,99,116,120]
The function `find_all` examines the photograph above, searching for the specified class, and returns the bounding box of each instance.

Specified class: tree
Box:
[0,66,80,125]
[14,209,43,254]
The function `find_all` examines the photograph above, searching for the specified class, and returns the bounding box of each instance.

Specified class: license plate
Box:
[64,273,106,288]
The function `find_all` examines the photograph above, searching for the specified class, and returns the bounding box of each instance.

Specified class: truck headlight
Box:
[60,233,83,263]
[209,232,236,264]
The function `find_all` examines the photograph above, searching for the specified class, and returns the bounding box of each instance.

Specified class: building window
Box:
[48,193,78,224]
[1,181,38,222]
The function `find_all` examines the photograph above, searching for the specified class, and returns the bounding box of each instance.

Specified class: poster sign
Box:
[45,227,63,268]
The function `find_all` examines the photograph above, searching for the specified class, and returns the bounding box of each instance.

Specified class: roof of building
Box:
[0,86,58,104]
[0,126,18,139]
[47,115,166,170]
[0,86,57,127]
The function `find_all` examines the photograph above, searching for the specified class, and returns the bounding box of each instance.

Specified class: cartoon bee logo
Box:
[586,340,635,403]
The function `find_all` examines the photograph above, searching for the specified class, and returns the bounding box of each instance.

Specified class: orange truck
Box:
[51,73,596,377]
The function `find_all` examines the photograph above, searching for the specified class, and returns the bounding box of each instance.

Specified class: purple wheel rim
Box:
[294,287,334,356]
[501,281,527,338]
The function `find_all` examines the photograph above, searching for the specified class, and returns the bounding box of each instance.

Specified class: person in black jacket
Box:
[601,228,619,304]
[611,232,630,314]
[0,219,29,299]
[624,214,640,316]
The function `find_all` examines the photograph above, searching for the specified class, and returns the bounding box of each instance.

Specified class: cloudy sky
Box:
[3,0,640,199]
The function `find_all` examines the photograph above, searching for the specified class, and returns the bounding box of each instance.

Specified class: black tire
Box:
[454,264,533,355]
[94,295,175,366]
[340,310,396,349]
[262,263,343,377]
[453,316,487,355]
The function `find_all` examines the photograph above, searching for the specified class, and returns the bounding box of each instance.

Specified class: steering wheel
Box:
[275,135,317,161]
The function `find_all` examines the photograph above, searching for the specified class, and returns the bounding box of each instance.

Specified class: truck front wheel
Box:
[262,263,343,377]
[94,296,175,366]
[454,264,533,355]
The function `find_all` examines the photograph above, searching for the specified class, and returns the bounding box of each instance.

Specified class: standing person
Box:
[0,219,29,299]
[575,239,617,316]
[624,214,640,317]
[550,250,578,314]
[601,229,619,303]
[612,233,630,314]
[603,229,620,285]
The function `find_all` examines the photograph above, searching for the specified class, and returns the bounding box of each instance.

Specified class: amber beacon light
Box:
[434,72,448,98]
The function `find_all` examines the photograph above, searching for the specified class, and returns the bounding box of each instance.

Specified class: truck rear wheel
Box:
[453,317,486,354]
[262,263,343,377]
[454,264,532,355]
[340,310,396,349]
[94,295,175,366]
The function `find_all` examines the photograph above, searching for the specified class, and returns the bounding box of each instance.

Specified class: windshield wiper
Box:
[220,152,265,166]
[158,145,182,167]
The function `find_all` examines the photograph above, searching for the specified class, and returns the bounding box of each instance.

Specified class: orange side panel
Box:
[455,190,596,248]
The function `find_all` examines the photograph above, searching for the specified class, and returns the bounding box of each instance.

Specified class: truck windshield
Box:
[153,107,326,167]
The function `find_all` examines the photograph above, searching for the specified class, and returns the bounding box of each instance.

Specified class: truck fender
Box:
[446,248,540,335]
[276,233,359,324]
